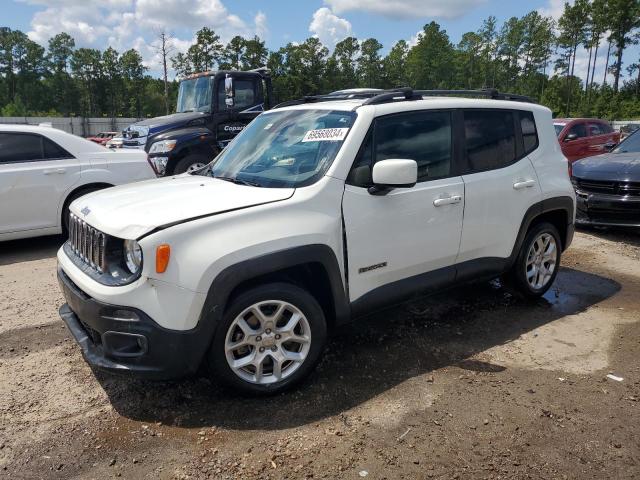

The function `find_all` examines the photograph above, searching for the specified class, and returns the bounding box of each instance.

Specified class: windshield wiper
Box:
[214,176,263,187]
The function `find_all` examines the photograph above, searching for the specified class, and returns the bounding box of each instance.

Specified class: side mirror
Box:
[369,159,417,195]
[564,133,578,142]
[224,75,234,108]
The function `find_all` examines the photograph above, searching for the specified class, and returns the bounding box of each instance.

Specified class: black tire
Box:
[507,222,562,299]
[61,187,105,236]
[208,282,327,395]
[173,154,210,175]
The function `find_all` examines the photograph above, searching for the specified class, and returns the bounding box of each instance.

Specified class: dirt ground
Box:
[0,228,639,479]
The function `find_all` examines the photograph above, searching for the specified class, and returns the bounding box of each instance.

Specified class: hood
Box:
[572,152,640,182]
[70,175,294,239]
[129,111,208,136]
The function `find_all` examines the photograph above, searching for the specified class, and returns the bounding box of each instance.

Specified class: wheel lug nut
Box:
[259,347,265,353]
[265,328,271,334]
[256,336,262,342]
[275,334,281,340]
[271,345,277,351]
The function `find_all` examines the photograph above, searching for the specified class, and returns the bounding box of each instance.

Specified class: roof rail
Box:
[273,87,535,110]
[272,90,385,109]
[363,88,534,105]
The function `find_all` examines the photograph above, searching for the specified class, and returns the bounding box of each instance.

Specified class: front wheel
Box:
[508,222,561,299]
[208,283,327,395]
[173,155,210,175]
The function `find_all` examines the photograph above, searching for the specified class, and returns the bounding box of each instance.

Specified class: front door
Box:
[561,122,589,161]
[214,74,265,149]
[342,110,464,306]
[0,132,81,233]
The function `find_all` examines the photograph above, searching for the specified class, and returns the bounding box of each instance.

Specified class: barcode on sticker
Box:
[302,128,349,142]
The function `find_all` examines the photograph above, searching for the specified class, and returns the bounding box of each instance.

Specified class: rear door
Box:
[342,110,464,305]
[0,132,81,233]
[456,109,542,271]
[587,121,618,156]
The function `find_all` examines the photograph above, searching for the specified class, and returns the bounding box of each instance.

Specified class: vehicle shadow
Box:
[0,235,64,266]
[97,266,620,431]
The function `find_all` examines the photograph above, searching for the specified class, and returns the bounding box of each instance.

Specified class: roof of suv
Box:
[272,96,545,114]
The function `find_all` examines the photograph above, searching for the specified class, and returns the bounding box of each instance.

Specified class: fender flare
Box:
[507,195,575,267]
[199,244,350,331]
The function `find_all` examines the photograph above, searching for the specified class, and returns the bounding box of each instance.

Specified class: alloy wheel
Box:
[525,232,557,290]
[224,300,312,385]
[186,162,206,173]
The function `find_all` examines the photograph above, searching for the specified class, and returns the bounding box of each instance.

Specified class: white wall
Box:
[0,117,141,137]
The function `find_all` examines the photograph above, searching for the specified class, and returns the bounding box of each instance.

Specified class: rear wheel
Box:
[508,222,561,299]
[173,155,210,174]
[208,283,327,395]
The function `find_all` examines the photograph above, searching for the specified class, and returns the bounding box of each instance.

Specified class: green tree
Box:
[120,49,147,117]
[332,36,360,89]
[406,22,454,89]
[172,27,223,76]
[381,40,409,89]
[242,36,268,69]
[220,36,245,70]
[556,0,589,115]
[358,38,383,88]
[606,0,640,93]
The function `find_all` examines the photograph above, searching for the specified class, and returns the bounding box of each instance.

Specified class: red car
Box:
[87,131,119,145]
[554,118,620,162]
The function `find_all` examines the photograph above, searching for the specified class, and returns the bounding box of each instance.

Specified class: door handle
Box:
[433,195,462,207]
[513,180,536,190]
[43,168,66,175]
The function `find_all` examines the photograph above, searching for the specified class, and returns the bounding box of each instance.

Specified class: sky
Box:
[5,0,640,84]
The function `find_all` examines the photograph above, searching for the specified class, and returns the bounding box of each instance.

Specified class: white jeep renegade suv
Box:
[57,89,575,394]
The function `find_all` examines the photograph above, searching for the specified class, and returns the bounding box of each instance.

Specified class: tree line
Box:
[1,0,639,121]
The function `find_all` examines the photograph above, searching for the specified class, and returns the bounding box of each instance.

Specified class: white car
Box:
[57,89,575,394]
[0,125,155,242]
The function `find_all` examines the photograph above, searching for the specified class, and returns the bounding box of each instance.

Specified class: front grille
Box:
[68,213,106,273]
[575,178,640,196]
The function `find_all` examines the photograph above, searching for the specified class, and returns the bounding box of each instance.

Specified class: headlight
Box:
[149,140,177,154]
[148,156,169,175]
[124,240,143,274]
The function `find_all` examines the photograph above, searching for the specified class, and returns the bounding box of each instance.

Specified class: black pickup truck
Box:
[122,68,274,175]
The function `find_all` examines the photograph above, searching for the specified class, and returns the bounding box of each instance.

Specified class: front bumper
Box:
[57,267,211,380]
[575,191,640,227]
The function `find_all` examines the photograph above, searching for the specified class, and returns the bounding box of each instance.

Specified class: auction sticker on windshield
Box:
[302,128,349,142]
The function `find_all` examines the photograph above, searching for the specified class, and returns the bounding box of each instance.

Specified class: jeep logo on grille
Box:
[81,206,91,217]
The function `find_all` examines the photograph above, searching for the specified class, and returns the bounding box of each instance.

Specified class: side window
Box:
[601,123,614,134]
[588,123,603,136]
[374,111,452,182]
[0,133,43,163]
[219,78,258,111]
[463,110,517,173]
[519,111,539,154]
[43,137,73,159]
[568,123,588,138]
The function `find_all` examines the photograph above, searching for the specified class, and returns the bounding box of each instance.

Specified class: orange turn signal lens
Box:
[156,244,171,273]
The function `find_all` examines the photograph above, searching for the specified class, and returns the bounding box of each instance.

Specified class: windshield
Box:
[176,76,213,113]
[554,124,565,136]
[201,109,357,188]
[613,129,640,153]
